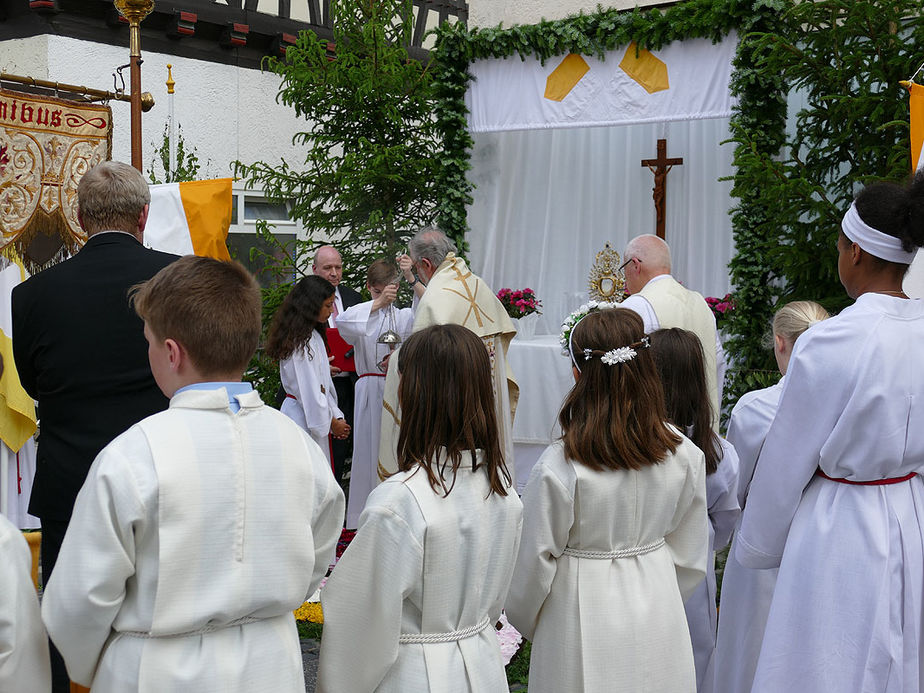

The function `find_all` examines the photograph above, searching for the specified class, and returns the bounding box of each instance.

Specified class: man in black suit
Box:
[12,160,177,692]
[313,245,362,485]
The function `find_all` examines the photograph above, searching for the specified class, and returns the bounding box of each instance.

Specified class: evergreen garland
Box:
[432,0,787,411]
[433,0,924,415]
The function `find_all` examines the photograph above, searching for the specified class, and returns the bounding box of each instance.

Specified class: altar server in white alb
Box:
[41,257,345,692]
[649,327,739,693]
[335,259,415,529]
[0,511,50,692]
[736,174,924,692]
[267,275,350,469]
[318,324,523,693]
[714,300,828,693]
[506,308,707,693]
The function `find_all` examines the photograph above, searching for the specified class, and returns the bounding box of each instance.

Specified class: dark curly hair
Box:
[265,275,334,361]
[855,171,924,256]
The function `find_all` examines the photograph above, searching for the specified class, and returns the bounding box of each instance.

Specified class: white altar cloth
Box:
[507,335,574,492]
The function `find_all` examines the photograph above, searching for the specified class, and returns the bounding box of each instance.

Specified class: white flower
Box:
[601,346,637,365]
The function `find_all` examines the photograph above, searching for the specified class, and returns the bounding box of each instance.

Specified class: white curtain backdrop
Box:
[465,117,736,336]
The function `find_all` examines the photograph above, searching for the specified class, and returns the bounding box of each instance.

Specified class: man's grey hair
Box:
[409,226,456,268]
[77,160,151,234]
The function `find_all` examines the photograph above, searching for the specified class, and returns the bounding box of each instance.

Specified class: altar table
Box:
[507,334,574,493]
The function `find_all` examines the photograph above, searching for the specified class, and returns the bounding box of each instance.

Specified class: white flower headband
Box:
[576,337,651,370]
[559,301,620,356]
[560,302,649,371]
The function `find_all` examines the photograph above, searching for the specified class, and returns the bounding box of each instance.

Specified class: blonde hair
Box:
[772,300,830,344]
[78,161,150,234]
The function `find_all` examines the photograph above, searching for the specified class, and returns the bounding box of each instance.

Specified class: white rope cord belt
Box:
[399,616,491,644]
[562,538,665,560]
[120,616,261,639]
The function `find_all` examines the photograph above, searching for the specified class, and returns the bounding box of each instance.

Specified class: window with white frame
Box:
[228,187,299,287]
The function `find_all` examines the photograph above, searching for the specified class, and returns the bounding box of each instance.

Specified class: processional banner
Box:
[465,33,737,133]
[0,89,112,272]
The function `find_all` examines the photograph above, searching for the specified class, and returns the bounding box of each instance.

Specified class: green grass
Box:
[297,620,323,640]
[506,639,530,689]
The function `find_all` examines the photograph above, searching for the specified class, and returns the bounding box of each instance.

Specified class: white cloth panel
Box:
[466,118,735,336]
[466,34,737,133]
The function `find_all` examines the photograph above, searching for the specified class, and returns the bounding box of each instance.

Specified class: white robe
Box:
[317,452,523,693]
[0,512,50,692]
[683,437,740,693]
[713,379,784,693]
[506,437,708,693]
[41,388,345,692]
[280,330,344,467]
[336,301,414,528]
[736,294,924,692]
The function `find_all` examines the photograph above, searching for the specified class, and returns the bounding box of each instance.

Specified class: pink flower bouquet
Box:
[497,288,542,319]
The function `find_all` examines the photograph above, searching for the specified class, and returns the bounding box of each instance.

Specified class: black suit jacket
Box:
[12,232,178,521]
[338,284,363,311]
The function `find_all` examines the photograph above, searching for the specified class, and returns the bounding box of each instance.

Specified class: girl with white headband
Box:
[735,174,924,693]
[506,308,708,692]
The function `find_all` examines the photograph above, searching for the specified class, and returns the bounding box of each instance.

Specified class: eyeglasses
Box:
[618,257,639,272]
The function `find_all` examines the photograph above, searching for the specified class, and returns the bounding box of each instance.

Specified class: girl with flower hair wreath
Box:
[506,308,708,692]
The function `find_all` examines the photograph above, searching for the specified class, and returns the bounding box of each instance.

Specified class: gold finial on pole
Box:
[114,0,155,171]
[166,63,175,94]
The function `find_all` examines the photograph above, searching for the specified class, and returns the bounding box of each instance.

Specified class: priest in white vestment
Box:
[736,184,924,692]
[378,228,517,480]
[0,511,50,692]
[621,235,725,427]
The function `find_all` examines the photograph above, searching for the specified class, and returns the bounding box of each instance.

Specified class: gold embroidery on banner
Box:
[443,265,494,330]
[0,89,112,272]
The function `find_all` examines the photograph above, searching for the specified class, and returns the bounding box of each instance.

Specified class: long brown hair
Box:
[560,309,681,471]
[265,275,333,361]
[397,324,510,496]
[650,328,722,474]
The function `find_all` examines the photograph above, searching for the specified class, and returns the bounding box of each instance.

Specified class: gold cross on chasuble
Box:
[444,266,495,330]
[641,138,683,239]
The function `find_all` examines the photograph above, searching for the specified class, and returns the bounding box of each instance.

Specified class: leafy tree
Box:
[724,0,924,406]
[233,0,442,290]
[147,123,202,184]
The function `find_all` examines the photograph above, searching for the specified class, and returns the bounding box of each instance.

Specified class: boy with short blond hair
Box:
[42,256,344,693]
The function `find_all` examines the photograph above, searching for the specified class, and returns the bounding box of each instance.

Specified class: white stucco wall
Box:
[0,35,310,179]
[468,0,664,28]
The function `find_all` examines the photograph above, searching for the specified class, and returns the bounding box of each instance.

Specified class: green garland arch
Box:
[430,0,788,408]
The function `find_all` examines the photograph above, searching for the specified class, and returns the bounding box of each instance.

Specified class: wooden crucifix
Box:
[641,138,683,239]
